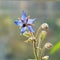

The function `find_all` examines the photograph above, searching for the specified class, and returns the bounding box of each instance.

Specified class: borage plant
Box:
[14,11,53,60]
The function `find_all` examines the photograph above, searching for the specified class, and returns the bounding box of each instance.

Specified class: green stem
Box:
[31,33,38,60]
[35,26,42,60]
[37,38,41,60]
[33,40,38,60]
[33,25,42,60]
[35,27,41,40]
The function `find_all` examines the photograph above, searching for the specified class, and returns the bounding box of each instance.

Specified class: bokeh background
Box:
[0,1,60,60]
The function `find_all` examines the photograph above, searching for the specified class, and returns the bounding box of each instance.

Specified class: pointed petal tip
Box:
[14,20,22,26]
[22,10,26,14]
[27,18,36,24]
[14,20,18,25]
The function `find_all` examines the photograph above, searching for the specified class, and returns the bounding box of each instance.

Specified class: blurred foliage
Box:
[50,42,60,54]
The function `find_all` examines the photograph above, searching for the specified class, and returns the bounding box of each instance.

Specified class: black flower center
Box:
[22,23,26,27]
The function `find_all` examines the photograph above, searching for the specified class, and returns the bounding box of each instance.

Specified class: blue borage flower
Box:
[14,11,36,34]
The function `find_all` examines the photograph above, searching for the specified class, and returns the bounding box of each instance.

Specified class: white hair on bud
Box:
[41,23,49,30]
[44,42,53,49]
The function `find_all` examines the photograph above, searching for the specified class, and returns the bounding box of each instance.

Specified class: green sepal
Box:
[24,37,36,43]
[23,31,32,37]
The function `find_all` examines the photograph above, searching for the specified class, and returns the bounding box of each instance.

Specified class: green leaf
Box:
[50,42,60,54]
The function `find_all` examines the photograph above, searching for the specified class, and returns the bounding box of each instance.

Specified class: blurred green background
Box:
[0,1,60,60]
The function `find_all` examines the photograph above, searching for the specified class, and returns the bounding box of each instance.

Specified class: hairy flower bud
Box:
[44,42,53,49]
[41,23,49,30]
[42,56,49,60]
[40,31,47,41]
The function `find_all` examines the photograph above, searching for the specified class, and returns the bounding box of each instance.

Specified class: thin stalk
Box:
[35,26,42,60]
[35,27,41,40]
[33,40,38,60]
[42,47,45,56]
[37,37,42,60]
[31,33,38,60]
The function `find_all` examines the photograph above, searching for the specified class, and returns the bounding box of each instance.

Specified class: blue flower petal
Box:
[20,27,26,34]
[14,20,23,26]
[21,11,27,22]
[28,26,34,32]
[27,18,36,24]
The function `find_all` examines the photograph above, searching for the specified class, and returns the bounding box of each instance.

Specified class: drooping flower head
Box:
[14,11,35,34]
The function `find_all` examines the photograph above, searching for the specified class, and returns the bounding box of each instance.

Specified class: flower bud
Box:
[40,31,47,41]
[24,37,36,43]
[29,37,36,41]
[23,31,31,37]
[41,23,49,30]
[44,42,53,49]
[42,56,49,60]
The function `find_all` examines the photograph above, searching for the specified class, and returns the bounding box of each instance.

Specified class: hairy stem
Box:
[35,26,41,40]
[31,33,38,60]
[33,40,38,60]
[37,38,42,60]
[35,26,42,60]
